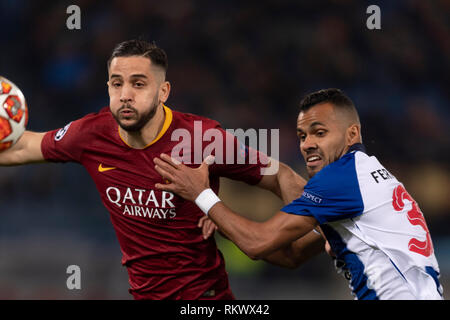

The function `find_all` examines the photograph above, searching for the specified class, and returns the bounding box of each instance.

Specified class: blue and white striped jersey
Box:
[282,144,443,300]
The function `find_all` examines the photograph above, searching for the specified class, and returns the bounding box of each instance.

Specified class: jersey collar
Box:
[347,143,366,154]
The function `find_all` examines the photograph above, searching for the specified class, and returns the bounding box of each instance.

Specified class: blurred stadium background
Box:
[0,0,448,299]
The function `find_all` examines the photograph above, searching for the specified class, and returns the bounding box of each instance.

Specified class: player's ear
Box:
[159,81,171,104]
[346,124,361,146]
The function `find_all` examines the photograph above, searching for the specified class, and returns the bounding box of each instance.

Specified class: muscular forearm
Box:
[207,202,316,260]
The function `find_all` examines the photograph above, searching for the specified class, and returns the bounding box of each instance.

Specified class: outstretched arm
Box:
[211,204,317,259]
[198,212,328,268]
[0,131,46,166]
[154,154,318,260]
[198,158,306,240]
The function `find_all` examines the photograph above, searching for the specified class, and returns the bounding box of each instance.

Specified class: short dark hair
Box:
[299,88,359,123]
[107,39,168,74]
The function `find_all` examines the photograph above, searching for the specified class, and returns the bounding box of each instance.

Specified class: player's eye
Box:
[134,82,145,88]
[316,130,326,137]
[299,134,306,141]
[112,82,122,88]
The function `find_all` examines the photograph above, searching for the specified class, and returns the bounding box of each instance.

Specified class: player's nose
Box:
[300,135,317,152]
[119,84,134,103]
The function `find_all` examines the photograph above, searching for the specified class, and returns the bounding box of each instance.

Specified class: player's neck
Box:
[119,104,166,149]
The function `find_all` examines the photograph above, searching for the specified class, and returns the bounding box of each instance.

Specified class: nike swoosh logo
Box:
[98,164,116,172]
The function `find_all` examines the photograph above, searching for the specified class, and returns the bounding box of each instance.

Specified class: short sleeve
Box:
[41,118,87,163]
[208,125,269,185]
[281,153,364,224]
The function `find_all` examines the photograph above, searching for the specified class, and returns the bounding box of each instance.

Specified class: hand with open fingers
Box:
[198,215,218,240]
[154,154,215,202]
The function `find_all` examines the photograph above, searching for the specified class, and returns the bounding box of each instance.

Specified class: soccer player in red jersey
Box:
[0,40,322,299]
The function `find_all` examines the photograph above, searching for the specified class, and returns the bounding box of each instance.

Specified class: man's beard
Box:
[113,96,159,132]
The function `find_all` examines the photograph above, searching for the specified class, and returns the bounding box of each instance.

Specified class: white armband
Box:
[195,188,221,215]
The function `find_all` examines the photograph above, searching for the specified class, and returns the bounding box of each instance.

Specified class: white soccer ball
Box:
[0,76,28,151]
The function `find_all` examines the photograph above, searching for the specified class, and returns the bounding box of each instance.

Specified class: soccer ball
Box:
[0,76,28,151]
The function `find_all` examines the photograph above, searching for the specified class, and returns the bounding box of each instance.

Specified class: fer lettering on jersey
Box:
[370,168,394,183]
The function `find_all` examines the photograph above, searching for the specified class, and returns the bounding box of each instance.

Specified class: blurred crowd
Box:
[0,0,448,299]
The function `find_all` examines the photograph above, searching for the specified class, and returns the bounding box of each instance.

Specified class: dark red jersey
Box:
[41,105,267,300]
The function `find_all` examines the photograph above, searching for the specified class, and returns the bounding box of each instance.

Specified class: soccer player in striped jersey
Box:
[155,88,443,300]
[0,40,319,299]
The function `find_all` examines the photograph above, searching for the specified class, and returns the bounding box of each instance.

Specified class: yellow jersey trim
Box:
[118,104,173,149]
